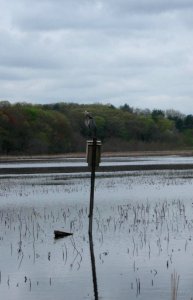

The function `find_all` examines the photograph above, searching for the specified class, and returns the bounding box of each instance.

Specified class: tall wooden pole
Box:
[87,121,99,298]
[88,135,97,235]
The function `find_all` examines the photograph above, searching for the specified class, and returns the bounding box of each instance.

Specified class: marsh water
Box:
[0,159,193,299]
[1,154,193,168]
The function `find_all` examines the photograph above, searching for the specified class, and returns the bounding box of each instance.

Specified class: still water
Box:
[1,154,193,168]
[0,169,193,299]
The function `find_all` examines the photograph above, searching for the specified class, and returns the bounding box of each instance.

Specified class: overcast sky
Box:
[0,0,193,114]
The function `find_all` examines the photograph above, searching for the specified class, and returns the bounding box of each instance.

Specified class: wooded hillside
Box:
[0,101,193,154]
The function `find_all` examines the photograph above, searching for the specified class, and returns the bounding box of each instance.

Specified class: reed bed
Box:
[0,169,193,299]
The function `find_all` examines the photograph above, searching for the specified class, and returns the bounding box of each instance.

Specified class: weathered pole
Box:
[88,130,97,235]
[85,111,100,299]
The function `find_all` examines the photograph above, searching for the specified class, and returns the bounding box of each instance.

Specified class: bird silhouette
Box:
[84,111,96,130]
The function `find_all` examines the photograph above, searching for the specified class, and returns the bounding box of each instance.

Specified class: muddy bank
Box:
[1,163,193,175]
[0,149,193,163]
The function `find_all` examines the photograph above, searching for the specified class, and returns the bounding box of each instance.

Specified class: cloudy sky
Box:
[0,0,193,113]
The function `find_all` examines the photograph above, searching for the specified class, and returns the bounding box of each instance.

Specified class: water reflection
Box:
[89,232,99,300]
[1,155,193,169]
[1,170,193,299]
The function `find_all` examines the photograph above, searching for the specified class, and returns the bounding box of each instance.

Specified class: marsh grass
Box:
[0,170,193,299]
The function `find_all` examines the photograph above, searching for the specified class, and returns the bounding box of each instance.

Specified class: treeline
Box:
[0,100,193,154]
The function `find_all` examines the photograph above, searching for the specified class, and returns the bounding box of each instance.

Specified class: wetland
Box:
[0,156,193,299]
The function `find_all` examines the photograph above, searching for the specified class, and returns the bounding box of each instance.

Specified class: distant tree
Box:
[0,101,191,154]
[0,100,11,108]
[139,108,151,116]
[133,108,151,116]
[120,104,133,113]
[94,116,106,140]
[165,109,185,119]
[166,109,185,132]
[184,115,193,129]
[151,109,165,121]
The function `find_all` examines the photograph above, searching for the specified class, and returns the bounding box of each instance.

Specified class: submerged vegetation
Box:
[0,100,193,154]
[0,170,193,299]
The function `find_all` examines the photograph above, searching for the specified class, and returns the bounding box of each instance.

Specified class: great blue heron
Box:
[84,111,96,131]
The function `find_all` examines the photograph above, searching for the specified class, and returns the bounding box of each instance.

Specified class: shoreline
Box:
[0,150,193,174]
[1,163,193,175]
[0,149,193,162]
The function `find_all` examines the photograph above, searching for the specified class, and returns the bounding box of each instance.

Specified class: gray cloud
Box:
[9,0,193,31]
[0,0,193,113]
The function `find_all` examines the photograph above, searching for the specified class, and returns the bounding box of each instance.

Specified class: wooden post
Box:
[88,136,97,235]
[86,119,99,298]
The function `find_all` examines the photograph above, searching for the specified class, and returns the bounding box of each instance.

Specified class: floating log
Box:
[54,230,73,239]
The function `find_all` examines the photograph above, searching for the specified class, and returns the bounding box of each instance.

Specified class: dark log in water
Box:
[54,230,73,239]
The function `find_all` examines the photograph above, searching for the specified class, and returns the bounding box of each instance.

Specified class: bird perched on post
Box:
[84,111,96,130]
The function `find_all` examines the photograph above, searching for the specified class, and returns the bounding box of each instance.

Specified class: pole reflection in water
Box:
[89,232,99,300]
